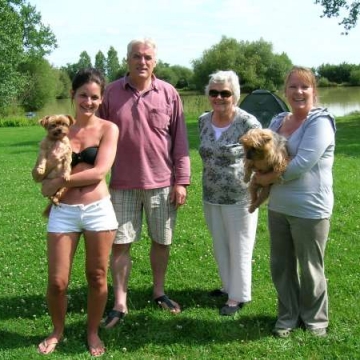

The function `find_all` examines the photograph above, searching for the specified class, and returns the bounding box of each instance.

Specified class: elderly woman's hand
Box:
[41,177,65,197]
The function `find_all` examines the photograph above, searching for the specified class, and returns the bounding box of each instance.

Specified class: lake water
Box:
[317,86,360,117]
[46,86,360,118]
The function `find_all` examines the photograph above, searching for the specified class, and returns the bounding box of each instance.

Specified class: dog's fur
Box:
[240,128,289,213]
[32,114,75,216]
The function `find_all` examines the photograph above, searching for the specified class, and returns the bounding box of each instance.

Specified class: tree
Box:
[349,67,360,85]
[106,46,121,82]
[55,69,72,99]
[192,36,292,93]
[171,65,194,89]
[95,51,107,77]
[315,0,360,33]
[20,2,57,57]
[154,61,177,86]
[116,57,128,78]
[317,62,354,83]
[77,51,92,69]
[61,62,79,82]
[0,0,57,115]
[0,0,25,114]
[155,63,194,89]
[61,51,92,82]
[19,58,58,111]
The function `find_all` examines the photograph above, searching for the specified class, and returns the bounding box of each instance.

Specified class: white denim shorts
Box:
[110,187,177,245]
[47,196,118,233]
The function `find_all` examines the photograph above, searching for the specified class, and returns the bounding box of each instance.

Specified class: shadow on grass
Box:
[8,140,40,148]
[0,285,276,353]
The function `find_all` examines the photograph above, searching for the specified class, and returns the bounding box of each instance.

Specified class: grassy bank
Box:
[0,114,359,359]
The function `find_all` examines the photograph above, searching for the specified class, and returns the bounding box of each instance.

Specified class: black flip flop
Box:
[154,295,181,313]
[219,302,245,316]
[103,309,126,328]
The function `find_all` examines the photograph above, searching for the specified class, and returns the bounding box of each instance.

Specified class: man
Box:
[99,38,190,328]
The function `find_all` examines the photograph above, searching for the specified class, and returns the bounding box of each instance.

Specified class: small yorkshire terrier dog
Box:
[240,128,289,213]
[32,114,75,216]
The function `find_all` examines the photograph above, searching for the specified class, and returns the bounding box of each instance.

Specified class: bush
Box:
[349,69,360,86]
[317,77,338,87]
[0,116,38,127]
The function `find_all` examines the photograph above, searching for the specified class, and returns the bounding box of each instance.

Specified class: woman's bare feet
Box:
[88,334,105,357]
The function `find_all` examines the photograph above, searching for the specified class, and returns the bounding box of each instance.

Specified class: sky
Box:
[29,0,360,69]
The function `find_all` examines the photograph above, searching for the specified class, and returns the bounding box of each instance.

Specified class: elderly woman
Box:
[256,66,336,337]
[198,70,261,316]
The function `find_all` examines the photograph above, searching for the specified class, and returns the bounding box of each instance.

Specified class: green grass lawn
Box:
[0,114,359,359]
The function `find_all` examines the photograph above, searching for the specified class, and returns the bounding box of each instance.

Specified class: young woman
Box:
[35,68,119,356]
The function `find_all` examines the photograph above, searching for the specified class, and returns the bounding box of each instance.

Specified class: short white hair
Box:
[127,38,157,60]
[205,70,241,104]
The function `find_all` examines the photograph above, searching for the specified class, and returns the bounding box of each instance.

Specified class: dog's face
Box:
[240,129,276,161]
[39,115,76,140]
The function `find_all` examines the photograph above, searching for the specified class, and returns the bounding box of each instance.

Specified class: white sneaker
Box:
[308,328,327,337]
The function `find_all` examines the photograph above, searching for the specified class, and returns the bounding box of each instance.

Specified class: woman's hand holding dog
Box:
[41,177,65,197]
[254,171,282,187]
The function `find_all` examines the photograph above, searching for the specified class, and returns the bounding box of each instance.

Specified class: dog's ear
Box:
[261,130,274,143]
[65,115,76,126]
[262,134,273,143]
[39,116,51,128]
[239,134,248,145]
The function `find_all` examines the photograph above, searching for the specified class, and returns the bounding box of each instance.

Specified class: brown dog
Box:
[32,114,75,215]
[240,128,289,213]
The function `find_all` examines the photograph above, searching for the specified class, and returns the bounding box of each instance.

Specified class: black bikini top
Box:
[72,146,98,167]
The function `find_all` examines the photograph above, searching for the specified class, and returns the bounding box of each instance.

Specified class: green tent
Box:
[240,89,289,128]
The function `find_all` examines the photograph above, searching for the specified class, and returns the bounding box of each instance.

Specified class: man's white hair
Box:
[127,38,157,60]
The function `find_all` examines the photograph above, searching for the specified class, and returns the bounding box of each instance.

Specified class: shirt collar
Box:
[124,74,158,91]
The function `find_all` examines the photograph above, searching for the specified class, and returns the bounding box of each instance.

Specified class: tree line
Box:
[1,0,360,116]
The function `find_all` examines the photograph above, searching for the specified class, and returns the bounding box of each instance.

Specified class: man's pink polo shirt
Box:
[99,76,190,190]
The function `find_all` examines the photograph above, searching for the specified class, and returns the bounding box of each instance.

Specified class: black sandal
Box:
[219,303,245,316]
[103,309,126,329]
[209,289,227,297]
[154,295,181,314]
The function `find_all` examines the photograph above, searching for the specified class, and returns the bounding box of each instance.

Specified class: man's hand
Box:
[170,185,187,209]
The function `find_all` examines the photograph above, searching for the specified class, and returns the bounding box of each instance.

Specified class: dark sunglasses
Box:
[208,90,233,98]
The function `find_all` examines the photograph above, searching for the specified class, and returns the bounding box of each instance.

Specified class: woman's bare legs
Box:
[84,230,115,356]
[38,232,80,354]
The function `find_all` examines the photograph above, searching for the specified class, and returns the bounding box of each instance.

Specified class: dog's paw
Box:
[244,175,251,183]
[36,166,45,175]
[50,196,60,205]
[63,173,71,181]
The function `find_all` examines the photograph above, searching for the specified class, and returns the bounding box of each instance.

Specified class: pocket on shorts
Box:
[148,108,170,129]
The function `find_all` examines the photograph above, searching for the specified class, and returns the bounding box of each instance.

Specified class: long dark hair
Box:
[72,68,106,96]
